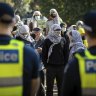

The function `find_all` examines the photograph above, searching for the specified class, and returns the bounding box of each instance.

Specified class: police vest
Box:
[0,39,24,96]
[75,50,96,96]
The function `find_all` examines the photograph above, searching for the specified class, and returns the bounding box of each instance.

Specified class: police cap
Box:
[0,2,14,24]
[83,10,96,33]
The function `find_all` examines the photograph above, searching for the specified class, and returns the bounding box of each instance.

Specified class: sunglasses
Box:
[54,29,61,31]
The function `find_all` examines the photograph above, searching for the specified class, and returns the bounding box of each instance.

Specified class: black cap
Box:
[0,3,14,24]
[33,28,41,32]
[83,10,96,32]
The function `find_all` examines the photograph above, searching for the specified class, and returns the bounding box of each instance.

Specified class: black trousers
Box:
[46,66,64,96]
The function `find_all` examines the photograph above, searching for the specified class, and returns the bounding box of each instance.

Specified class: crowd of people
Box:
[0,2,96,96]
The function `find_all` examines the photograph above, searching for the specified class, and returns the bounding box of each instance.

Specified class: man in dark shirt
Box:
[0,3,40,96]
[42,24,69,96]
[61,11,96,96]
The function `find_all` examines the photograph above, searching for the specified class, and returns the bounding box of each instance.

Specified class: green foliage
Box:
[12,0,96,24]
[12,0,31,16]
[38,0,96,24]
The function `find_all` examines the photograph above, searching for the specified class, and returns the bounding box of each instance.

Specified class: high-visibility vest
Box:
[0,39,24,96]
[83,39,88,48]
[78,28,88,48]
[75,50,96,96]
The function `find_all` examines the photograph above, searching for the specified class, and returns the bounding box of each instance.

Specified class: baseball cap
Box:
[53,24,61,31]
[0,3,14,24]
[33,28,41,32]
[83,10,96,32]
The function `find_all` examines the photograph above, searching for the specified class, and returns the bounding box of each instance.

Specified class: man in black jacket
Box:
[42,24,69,96]
[0,3,40,96]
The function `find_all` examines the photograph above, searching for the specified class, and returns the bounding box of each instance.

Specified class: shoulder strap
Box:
[10,39,24,47]
[85,50,96,59]
[60,37,65,48]
[47,43,58,63]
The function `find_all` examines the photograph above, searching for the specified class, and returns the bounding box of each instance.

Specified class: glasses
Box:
[54,29,61,31]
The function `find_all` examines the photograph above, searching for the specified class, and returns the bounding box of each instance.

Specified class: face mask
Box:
[35,16,40,20]
[21,32,28,38]
[50,14,56,18]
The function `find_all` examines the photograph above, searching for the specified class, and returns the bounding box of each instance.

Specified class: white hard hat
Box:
[76,20,84,27]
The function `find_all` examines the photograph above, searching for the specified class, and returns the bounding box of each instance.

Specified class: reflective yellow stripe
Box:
[85,50,96,58]
[0,77,22,87]
[82,88,96,96]
[0,39,24,96]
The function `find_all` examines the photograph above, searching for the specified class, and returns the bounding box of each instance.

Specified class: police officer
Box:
[61,11,96,96]
[0,3,40,96]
